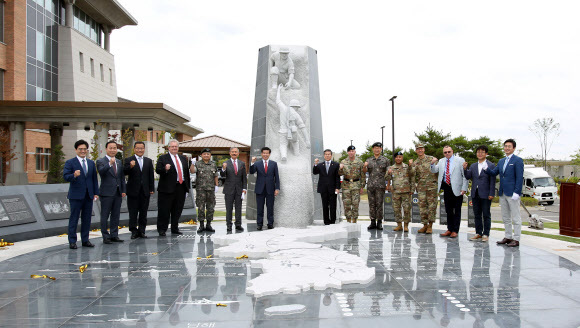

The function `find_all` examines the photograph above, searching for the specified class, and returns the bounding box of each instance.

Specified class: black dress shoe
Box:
[235,226,244,232]
[82,241,95,247]
[69,243,77,249]
[507,240,520,247]
[159,232,166,237]
[139,232,148,238]
[257,225,263,231]
[131,231,139,239]
[267,224,274,229]
[172,230,183,235]
[110,237,124,243]
[103,239,112,244]
[496,238,512,245]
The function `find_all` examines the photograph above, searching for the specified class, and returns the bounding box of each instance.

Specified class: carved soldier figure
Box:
[276,84,310,161]
[270,46,301,89]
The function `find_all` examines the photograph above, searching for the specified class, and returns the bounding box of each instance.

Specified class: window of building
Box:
[72,5,102,46]
[1,1,5,43]
[90,58,94,77]
[36,147,50,172]
[100,63,104,82]
[109,69,113,86]
[79,52,84,72]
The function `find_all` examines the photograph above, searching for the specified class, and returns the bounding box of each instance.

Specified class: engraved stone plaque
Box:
[0,195,37,227]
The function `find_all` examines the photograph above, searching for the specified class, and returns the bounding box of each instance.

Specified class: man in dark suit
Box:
[156,139,191,236]
[220,147,247,233]
[313,149,340,225]
[124,141,155,239]
[97,140,127,244]
[485,139,524,247]
[463,145,496,242]
[250,147,280,230]
[63,139,99,249]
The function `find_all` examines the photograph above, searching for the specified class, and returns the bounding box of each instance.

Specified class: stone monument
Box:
[246,45,323,228]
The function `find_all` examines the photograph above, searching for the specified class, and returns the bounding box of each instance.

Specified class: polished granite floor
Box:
[1,223,580,328]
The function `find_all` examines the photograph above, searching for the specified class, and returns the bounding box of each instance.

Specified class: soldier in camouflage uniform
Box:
[338,145,366,223]
[412,143,439,234]
[190,148,219,233]
[386,151,415,232]
[364,142,390,230]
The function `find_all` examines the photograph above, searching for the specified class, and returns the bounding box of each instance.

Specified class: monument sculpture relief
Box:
[270,47,301,89]
[276,84,311,162]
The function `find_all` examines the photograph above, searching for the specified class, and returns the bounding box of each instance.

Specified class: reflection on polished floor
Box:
[1,222,580,327]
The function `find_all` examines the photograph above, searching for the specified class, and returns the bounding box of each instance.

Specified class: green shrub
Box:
[491,196,538,206]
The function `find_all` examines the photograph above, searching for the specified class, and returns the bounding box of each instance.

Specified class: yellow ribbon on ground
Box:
[31,274,56,280]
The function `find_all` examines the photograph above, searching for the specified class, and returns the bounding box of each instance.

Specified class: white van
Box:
[522,165,558,205]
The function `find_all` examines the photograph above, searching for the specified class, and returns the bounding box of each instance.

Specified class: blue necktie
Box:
[82,159,88,176]
[503,156,510,172]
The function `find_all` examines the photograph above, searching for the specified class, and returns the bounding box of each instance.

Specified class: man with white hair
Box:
[155,139,191,236]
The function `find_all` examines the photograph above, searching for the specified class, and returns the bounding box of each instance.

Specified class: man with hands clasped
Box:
[386,151,415,232]
[313,149,341,225]
[463,145,496,242]
[483,139,523,247]
[191,148,219,233]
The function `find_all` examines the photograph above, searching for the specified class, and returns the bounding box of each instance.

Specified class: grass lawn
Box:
[209,211,245,217]
[490,227,580,244]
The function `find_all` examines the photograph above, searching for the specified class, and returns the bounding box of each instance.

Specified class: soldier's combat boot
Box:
[346,218,351,223]
[418,224,428,233]
[197,221,205,233]
[426,222,433,234]
[367,220,377,230]
[404,222,409,232]
[393,222,403,231]
[376,220,383,230]
[205,222,215,233]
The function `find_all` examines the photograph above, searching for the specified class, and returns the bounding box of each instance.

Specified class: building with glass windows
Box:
[0,1,203,184]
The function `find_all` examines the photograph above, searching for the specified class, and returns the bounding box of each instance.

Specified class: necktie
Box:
[234,160,238,175]
[175,154,183,184]
[326,161,329,174]
[82,159,87,176]
[138,157,143,170]
[445,159,450,185]
[503,156,509,172]
[265,161,268,174]
[112,159,117,176]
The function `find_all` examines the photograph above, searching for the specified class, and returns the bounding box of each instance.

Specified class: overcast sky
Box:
[111,0,580,160]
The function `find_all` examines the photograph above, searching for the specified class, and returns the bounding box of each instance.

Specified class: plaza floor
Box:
[1,221,580,327]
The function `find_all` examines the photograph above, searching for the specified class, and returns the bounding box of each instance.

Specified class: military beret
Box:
[371,142,382,148]
[201,148,211,154]
[347,145,356,151]
[415,143,425,149]
[395,151,404,156]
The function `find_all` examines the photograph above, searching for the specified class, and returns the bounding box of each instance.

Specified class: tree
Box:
[529,117,560,171]
[0,126,19,185]
[413,124,451,158]
[571,148,580,166]
[120,128,134,163]
[46,144,65,184]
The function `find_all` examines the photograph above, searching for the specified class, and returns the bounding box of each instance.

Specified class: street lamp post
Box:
[389,96,397,159]
[380,126,385,155]
[350,139,353,146]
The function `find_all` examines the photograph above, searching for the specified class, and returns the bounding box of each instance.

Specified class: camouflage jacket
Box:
[339,157,366,190]
[413,155,438,192]
[365,155,390,189]
[195,160,218,191]
[386,163,415,193]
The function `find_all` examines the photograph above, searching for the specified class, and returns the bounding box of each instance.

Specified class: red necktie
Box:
[445,159,450,185]
[175,154,183,184]
[265,161,268,174]
[234,160,238,174]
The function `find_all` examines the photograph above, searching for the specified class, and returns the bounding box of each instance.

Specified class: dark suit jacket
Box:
[124,155,155,196]
[63,157,99,200]
[220,159,247,195]
[313,161,340,193]
[485,155,524,197]
[250,160,280,195]
[156,153,191,193]
[97,156,127,197]
[464,160,496,199]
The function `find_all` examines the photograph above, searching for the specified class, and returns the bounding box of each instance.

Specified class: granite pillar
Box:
[5,122,28,185]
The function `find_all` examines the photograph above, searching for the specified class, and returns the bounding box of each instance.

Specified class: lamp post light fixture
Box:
[389,96,397,159]
[380,126,385,155]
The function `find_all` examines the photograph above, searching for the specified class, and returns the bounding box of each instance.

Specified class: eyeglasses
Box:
[443,151,451,154]
[77,148,87,151]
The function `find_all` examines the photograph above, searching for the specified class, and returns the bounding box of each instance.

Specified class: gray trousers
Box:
[499,195,522,241]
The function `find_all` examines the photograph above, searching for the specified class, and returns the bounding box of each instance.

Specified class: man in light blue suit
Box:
[250,147,280,230]
[484,139,524,247]
[63,140,99,249]
[430,145,468,238]
[97,141,127,244]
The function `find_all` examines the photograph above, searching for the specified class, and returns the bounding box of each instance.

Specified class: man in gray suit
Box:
[97,141,127,244]
[220,147,247,233]
[430,145,468,238]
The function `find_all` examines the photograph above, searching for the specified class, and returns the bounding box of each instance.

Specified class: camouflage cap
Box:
[415,143,425,149]
[201,148,211,154]
[371,142,383,148]
[347,145,356,151]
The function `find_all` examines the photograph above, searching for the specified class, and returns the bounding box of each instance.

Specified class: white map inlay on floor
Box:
[213,223,375,297]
